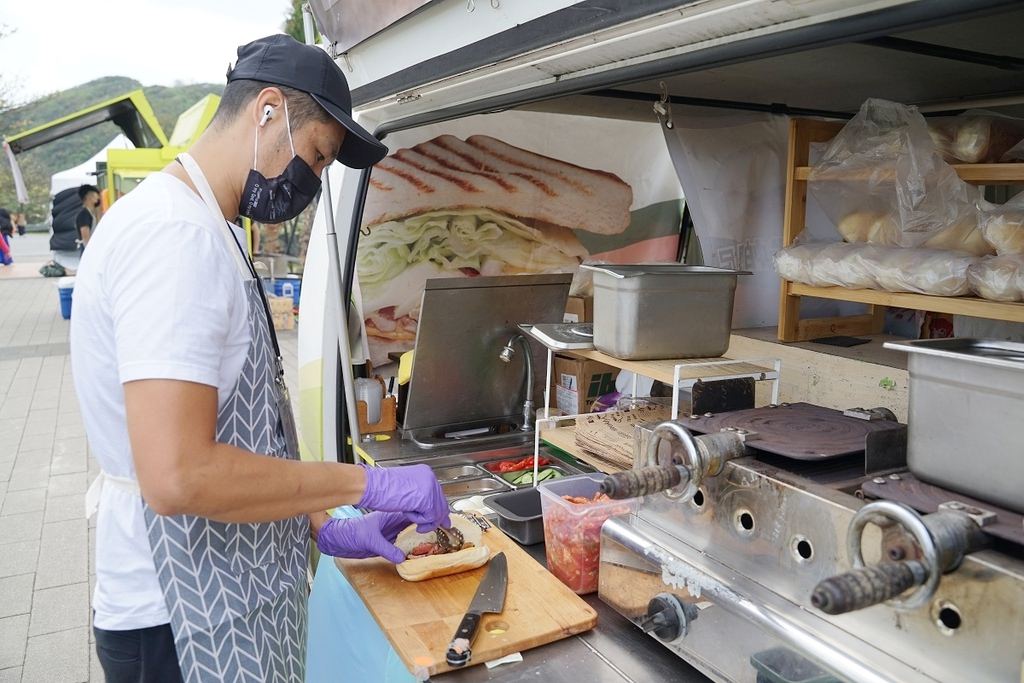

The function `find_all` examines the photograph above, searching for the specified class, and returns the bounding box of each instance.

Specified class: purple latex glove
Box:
[358,464,451,533]
[315,511,413,563]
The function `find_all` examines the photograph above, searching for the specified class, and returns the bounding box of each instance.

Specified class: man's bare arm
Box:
[124,378,366,522]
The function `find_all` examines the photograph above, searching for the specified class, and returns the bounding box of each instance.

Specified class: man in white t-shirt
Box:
[71,34,450,683]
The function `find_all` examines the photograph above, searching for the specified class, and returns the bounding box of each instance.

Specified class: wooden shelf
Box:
[562,347,776,385]
[789,283,1024,323]
[794,163,1024,185]
[778,118,1024,342]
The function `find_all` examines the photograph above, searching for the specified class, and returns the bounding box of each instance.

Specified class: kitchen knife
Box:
[445,552,508,667]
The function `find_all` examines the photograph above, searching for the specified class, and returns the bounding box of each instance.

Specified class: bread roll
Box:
[922,217,993,256]
[394,515,490,582]
[982,210,1024,255]
[836,212,900,245]
[968,256,1024,302]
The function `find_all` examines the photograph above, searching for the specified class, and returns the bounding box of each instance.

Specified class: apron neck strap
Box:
[176,153,254,280]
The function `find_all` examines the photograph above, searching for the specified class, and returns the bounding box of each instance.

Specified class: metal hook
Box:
[654,81,674,129]
[467,0,475,11]
[360,224,371,237]
[491,0,500,7]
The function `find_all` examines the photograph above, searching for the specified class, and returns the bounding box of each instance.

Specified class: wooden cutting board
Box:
[334,525,598,677]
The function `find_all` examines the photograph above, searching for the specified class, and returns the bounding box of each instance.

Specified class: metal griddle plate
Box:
[863,472,1024,547]
[677,402,904,460]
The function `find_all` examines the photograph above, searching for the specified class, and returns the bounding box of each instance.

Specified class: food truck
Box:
[296,2,1024,681]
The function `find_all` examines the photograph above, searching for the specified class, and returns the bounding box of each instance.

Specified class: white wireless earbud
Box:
[258,105,274,127]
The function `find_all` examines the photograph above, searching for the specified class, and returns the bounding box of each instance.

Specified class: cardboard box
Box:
[268,295,295,331]
[550,354,619,415]
[563,296,593,323]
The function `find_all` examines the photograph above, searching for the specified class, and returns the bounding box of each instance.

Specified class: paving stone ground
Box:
[0,267,301,682]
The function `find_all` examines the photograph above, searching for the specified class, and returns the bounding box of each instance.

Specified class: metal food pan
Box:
[487,487,544,545]
[432,464,489,483]
[441,477,511,498]
[582,263,748,360]
[498,464,572,488]
[885,338,1024,513]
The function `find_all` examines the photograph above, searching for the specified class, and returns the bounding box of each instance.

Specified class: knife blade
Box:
[445,552,508,668]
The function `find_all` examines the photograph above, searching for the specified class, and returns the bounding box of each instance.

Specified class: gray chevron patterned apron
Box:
[142,154,308,682]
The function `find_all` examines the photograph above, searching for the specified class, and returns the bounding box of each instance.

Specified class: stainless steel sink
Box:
[405,418,532,451]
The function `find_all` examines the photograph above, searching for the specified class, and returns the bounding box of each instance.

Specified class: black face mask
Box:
[238,99,321,223]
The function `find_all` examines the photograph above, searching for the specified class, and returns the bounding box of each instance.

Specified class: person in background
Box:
[0,207,12,265]
[14,211,27,236]
[0,207,12,266]
[0,206,12,240]
[76,185,101,249]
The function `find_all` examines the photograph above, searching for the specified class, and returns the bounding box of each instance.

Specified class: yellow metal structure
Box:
[4,89,257,246]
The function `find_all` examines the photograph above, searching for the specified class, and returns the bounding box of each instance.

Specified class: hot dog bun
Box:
[394,515,490,582]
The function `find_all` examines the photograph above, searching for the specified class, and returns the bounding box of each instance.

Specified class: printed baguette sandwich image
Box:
[357,134,633,365]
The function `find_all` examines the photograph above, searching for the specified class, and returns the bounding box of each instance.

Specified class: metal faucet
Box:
[499,334,534,431]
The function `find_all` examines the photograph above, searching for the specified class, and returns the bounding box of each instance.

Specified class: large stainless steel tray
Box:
[884,338,1024,513]
[583,264,748,360]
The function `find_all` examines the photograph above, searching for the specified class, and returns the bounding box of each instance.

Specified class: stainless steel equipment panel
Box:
[603,458,1024,683]
[403,274,571,435]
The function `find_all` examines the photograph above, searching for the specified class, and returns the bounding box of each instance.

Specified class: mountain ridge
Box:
[1,76,222,220]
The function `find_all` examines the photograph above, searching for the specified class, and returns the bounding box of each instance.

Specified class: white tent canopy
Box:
[49,134,134,196]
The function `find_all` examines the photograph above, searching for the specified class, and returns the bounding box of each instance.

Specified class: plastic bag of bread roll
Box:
[928,112,1024,164]
[967,256,1024,302]
[775,243,874,289]
[776,243,976,296]
[979,194,1024,255]
[811,100,983,248]
[868,246,977,296]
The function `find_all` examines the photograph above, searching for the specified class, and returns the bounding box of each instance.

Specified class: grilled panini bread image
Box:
[394,515,490,582]
[357,134,633,365]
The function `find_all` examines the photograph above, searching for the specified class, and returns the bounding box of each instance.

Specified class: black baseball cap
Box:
[227,34,388,169]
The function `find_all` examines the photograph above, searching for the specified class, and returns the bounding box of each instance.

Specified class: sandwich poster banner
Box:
[355,109,684,366]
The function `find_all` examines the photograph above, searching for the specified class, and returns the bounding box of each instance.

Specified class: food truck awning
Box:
[4,89,168,155]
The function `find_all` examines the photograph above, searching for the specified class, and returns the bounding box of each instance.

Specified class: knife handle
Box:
[445,612,481,667]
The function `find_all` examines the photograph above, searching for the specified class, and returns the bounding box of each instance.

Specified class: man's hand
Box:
[357,464,450,532]
[315,512,414,563]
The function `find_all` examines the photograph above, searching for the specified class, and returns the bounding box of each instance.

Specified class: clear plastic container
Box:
[538,473,638,594]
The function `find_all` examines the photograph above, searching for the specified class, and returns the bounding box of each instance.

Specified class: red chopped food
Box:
[484,456,551,473]
[544,492,631,594]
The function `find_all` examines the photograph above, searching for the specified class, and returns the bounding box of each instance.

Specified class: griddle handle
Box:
[600,465,689,499]
[811,560,928,615]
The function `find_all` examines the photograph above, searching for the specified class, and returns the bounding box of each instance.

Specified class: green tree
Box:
[283,1,319,44]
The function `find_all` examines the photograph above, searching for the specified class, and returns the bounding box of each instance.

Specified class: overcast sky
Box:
[1,0,294,103]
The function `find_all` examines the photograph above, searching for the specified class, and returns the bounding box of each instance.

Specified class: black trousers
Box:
[94,624,183,683]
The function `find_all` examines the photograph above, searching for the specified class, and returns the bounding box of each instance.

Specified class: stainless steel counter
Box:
[357,434,708,681]
[434,541,710,683]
